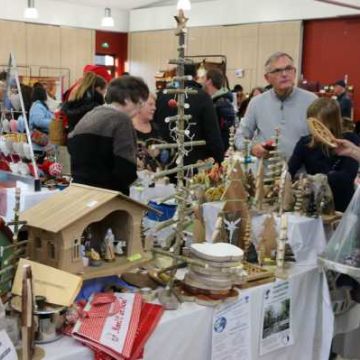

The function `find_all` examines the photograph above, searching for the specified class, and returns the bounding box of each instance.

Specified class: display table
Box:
[202,201,327,266]
[130,183,176,204]
[332,292,360,358]
[0,185,59,222]
[40,264,333,360]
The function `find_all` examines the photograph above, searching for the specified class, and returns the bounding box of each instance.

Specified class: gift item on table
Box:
[12,258,83,307]
[72,292,142,359]
[182,242,247,298]
[91,302,164,360]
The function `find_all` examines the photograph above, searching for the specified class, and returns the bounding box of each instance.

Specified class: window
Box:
[48,242,56,259]
[95,54,116,77]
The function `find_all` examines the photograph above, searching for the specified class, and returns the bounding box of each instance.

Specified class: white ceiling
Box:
[50,0,212,10]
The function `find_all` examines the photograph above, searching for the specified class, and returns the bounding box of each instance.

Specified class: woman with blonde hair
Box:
[62,71,107,133]
[288,97,360,211]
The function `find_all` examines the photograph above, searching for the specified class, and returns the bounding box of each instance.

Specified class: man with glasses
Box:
[235,52,317,160]
[68,76,149,195]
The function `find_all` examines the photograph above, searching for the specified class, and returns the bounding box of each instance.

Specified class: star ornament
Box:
[174,10,188,30]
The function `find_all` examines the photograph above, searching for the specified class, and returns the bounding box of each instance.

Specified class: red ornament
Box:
[40,160,53,174]
[262,139,275,151]
[168,98,177,108]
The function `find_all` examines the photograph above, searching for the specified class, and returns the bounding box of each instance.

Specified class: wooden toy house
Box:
[20,183,153,279]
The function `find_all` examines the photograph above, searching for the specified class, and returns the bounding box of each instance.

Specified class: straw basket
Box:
[49,118,66,145]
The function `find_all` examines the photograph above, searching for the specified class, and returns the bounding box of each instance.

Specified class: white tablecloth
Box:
[41,265,334,360]
[202,201,327,266]
[0,185,58,222]
[130,184,176,204]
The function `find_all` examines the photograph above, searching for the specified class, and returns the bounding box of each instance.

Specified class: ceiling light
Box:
[177,0,191,11]
[24,0,38,19]
[101,7,114,27]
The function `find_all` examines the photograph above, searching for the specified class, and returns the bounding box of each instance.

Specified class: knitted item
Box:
[9,119,18,133]
[49,162,63,177]
[31,129,49,146]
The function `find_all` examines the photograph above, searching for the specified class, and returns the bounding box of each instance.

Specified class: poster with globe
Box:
[260,280,293,355]
[211,294,251,360]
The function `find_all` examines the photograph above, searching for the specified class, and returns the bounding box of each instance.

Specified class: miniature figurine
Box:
[115,239,127,256]
[102,228,116,262]
[89,248,102,267]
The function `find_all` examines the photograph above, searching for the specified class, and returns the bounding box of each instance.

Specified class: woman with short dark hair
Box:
[68,76,149,195]
[28,84,53,150]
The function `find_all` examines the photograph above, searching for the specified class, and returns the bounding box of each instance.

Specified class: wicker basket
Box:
[49,118,66,145]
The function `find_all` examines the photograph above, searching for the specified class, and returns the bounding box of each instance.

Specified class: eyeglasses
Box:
[267,65,295,76]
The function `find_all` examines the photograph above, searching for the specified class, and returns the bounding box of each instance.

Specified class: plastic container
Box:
[146,201,177,221]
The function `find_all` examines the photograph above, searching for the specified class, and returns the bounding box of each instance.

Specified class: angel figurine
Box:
[224,217,241,245]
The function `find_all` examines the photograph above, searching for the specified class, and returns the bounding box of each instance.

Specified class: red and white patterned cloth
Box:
[72,292,142,359]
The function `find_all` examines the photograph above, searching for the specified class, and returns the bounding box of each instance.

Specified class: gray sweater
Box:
[235,87,317,160]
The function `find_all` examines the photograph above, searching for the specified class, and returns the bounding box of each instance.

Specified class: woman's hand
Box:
[334,139,360,162]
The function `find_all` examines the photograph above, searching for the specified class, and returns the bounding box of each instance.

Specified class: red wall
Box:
[302,17,360,120]
[95,31,128,76]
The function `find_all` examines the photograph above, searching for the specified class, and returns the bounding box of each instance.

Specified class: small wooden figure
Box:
[257,214,277,266]
[275,214,288,279]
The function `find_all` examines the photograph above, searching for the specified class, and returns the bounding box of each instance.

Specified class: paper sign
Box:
[0,330,17,360]
[12,258,82,307]
[212,294,251,360]
[259,280,293,355]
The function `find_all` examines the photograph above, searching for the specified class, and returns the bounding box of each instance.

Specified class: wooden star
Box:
[174,9,188,31]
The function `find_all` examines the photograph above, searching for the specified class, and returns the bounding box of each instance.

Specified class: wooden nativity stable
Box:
[20,183,152,279]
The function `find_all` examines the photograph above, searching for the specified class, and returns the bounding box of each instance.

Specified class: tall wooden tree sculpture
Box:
[152,7,213,309]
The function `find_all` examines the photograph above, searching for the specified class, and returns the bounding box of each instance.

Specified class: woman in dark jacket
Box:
[288,97,360,212]
[62,72,107,133]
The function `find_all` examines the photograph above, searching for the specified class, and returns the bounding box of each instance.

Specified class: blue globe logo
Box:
[214,316,227,333]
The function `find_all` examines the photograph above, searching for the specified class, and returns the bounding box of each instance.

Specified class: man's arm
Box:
[235,99,269,157]
[235,99,258,150]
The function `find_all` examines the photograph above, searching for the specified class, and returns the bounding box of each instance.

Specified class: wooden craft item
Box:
[255,157,265,210]
[221,178,248,202]
[184,271,232,291]
[228,159,245,182]
[121,272,158,290]
[192,204,205,242]
[158,287,180,310]
[20,184,152,280]
[211,206,225,243]
[275,214,288,279]
[245,169,256,198]
[21,264,34,360]
[236,262,275,288]
[174,283,238,306]
[222,200,250,249]
[258,215,277,265]
[190,242,243,262]
[243,216,252,258]
[12,258,82,307]
[148,269,171,286]
[282,172,295,212]
[307,117,337,148]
